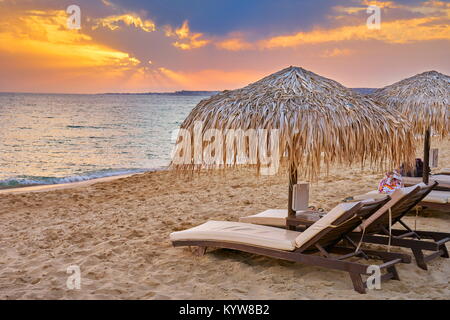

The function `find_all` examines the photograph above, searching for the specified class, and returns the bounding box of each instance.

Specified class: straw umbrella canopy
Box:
[171,66,415,223]
[371,71,450,184]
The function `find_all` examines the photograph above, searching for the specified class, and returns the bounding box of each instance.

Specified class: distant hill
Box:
[352,88,377,95]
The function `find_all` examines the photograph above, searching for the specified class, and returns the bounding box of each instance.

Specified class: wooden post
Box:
[292,183,309,211]
[287,163,297,230]
[431,148,439,168]
[423,128,431,184]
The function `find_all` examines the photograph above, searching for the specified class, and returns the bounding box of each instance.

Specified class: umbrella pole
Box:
[287,163,297,230]
[423,128,431,184]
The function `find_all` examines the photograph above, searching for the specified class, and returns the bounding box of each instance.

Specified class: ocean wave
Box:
[0,169,155,188]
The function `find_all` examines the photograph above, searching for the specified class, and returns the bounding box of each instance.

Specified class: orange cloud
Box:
[335,1,397,14]
[259,15,450,48]
[361,1,398,8]
[212,0,449,51]
[165,21,210,50]
[425,0,450,8]
[216,38,254,51]
[92,14,156,32]
[0,10,140,69]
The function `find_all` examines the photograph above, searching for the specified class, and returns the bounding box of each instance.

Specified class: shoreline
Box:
[0,166,171,195]
[0,172,145,195]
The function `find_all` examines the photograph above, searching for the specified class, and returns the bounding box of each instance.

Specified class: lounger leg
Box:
[349,273,366,294]
[440,245,449,258]
[191,246,207,256]
[386,264,400,281]
[411,248,428,270]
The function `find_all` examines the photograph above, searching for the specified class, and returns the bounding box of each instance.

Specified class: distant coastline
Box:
[101,90,220,96]
[0,89,376,95]
[0,90,220,96]
[102,89,377,95]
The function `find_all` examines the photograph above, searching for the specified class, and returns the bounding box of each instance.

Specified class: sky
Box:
[0,0,449,93]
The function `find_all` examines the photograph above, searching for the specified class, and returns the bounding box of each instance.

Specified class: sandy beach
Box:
[0,138,449,300]
[2,0,449,305]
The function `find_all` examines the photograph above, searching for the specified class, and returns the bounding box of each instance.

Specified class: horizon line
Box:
[0,90,221,95]
[0,87,378,95]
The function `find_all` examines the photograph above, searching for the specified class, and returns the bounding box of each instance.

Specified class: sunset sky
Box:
[1,0,449,93]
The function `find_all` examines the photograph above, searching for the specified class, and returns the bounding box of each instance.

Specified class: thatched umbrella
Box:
[372,71,449,184]
[171,66,415,225]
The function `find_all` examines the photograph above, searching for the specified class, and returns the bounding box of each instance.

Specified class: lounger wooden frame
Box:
[172,199,411,294]
[419,201,450,211]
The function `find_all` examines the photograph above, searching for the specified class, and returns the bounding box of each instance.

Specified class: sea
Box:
[0,93,210,189]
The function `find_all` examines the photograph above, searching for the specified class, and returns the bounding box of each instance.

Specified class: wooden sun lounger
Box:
[352,185,450,210]
[171,200,411,294]
[290,183,449,270]
[349,182,449,270]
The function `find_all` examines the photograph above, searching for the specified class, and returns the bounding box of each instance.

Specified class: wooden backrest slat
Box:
[365,182,437,234]
[300,197,390,252]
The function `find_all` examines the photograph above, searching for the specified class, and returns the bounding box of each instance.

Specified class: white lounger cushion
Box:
[240,199,376,228]
[432,175,450,182]
[239,209,309,227]
[354,182,448,205]
[171,202,360,251]
[403,175,450,189]
[424,191,450,204]
[294,202,360,248]
[170,221,300,251]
